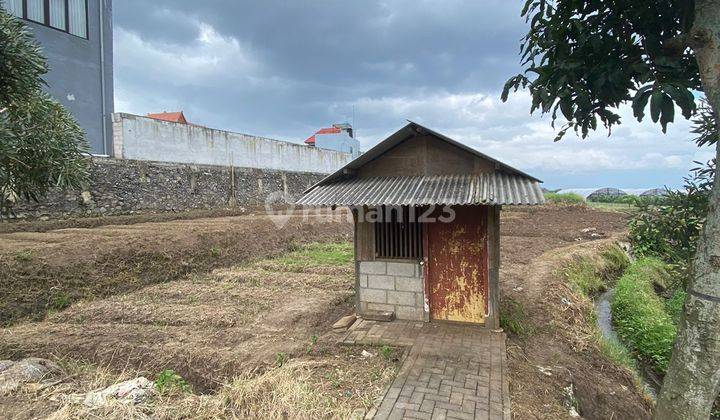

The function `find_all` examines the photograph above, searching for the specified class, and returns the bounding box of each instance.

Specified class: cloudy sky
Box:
[113,0,713,190]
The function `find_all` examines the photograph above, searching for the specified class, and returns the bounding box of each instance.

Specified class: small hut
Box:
[296,122,544,327]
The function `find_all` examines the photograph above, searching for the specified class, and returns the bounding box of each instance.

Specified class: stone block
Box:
[387,291,416,306]
[396,276,423,292]
[358,274,368,288]
[359,261,387,275]
[360,288,387,304]
[367,303,395,312]
[386,261,417,277]
[363,310,395,322]
[368,274,394,290]
[396,306,425,321]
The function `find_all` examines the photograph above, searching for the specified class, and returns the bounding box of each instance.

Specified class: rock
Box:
[361,350,374,358]
[69,377,156,407]
[0,358,63,395]
[362,310,395,322]
[536,366,553,376]
[333,314,357,331]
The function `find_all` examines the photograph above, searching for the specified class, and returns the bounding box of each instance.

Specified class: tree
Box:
[502,1,720,418]
[0,5,89,217]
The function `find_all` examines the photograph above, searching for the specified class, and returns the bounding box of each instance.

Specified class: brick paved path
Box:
[342,320,510,420]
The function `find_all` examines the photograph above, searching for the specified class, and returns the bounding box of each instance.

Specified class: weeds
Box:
[209,246,221,258]
[500,297,533,336]
[380,345,393,361]
[275,352,287,367]
[596,332,636,370]
[49,293,70,311]
[306,335,319,354]
[15,250,33,262]
[562,245,630,295]
[156,369,191,395]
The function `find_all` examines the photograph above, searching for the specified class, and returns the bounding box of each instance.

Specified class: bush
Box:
[544,192,586,205]
[611,258,677,374]
[628,162,712,286]
[587,194,635,204]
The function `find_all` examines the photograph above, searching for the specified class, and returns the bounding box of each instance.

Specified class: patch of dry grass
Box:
[43,348,397,420]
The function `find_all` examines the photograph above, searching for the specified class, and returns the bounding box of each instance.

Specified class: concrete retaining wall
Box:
[358,260,425,321]
[112,113,353,174]
[11,157,325,219]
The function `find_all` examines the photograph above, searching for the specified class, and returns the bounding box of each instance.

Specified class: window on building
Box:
[5,0,23,17]
[374,206,423,260]
[3,0,88,39]
[49,0,66,30]
[68,0,86,38]
[26,0,44,23]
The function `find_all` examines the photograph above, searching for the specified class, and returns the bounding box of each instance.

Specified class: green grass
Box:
[544,192,586,205]
[597,331,637,370]
[559,246,639,374]
[155,369,191,395]
[562,245,630,295]
[272,242,353,269]
[500,297,533,337]
[587,201,636,212]
[611,258,677,374]
[14,250,34,262]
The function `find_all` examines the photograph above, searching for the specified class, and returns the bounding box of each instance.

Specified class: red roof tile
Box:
[147,111,188,124]
[305,127,342,144]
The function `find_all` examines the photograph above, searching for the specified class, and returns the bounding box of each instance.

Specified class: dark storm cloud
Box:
[113,1,709,189]
[114,1,526,134]
[116,1,525,94]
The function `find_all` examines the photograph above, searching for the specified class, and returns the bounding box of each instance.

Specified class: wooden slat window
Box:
[374,206,423,260]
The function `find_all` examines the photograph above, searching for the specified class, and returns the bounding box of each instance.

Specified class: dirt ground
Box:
[0,205,651,418]
[0,210,353,325]
[500,207,652,419]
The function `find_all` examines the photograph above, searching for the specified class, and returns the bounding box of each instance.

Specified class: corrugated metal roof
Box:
[296,173,545,206]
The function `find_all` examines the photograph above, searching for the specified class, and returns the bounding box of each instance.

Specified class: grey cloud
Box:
[113,1,703,189]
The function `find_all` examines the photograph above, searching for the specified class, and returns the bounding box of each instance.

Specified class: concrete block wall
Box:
[358,260,425,321]
[113,113,353,174]
[10,157,325,219]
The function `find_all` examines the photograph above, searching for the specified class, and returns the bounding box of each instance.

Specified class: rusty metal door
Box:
[425,206,488,324]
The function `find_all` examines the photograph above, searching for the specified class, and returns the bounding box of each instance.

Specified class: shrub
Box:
[544,192,586,205]
[588,194,638,204]
[628,162,712,286]
[611,258,677,374]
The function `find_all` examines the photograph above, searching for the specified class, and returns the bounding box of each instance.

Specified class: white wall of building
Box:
[112,113,353,174]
